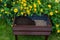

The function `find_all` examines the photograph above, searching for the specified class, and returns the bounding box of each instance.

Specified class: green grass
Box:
[0,20,60,40]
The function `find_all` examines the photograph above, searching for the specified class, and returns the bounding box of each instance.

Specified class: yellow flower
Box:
[26,10,30,14]
[38,2,41,5]
[49,12,53,16]
[21,2,24,4]
[24,7,28,10]
[40,9,43,12]
[34,8,37,12]
[38,0,40,1]
[48,4,51,8]
[1,9,4,12]
[29,6,32,9]
[21,12,24,15]
[56,24,59,28]
[5,11,8,13]
[14,8,18,13]
[33,3,36,8]
[23,3,27,7]
[55,10,58,13]
[20,6,23,10]
[5,11,9,14]
[57,30,60,33]
[0,14,2,16]
[55,0,59,3]
[24,7,29,10]
[22,0,26,3]
[4,4,7,6]
[37,0,41,5]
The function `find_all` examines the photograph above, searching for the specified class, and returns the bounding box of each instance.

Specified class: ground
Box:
[0,21,60,40]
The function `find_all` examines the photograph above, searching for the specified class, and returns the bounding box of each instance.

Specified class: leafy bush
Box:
[0,0,60,33]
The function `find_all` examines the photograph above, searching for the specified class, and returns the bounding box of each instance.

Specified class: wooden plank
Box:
[13,27,52,32]
[13,32,51,35]
[13,25,51,28]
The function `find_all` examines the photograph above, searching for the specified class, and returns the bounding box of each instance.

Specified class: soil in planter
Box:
[14,16,35,25]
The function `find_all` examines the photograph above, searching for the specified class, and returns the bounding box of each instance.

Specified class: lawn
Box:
[0,21,60,40]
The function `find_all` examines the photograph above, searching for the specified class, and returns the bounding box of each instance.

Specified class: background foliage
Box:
[0,0,60,33]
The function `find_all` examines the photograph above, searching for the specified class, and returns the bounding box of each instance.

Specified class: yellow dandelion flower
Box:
[20,6,23,10]
[48,4,51,8]
[33,3,36,8]
[37,0,41,5]
[56,24,59,28]
[5,11,9,14]
[38,0,40,1]
[24,7,29,10]
[38,2,41,5]
[22,0,26,3]
[37,0,40,2]
[26,10,30,15]
[23,3,27,7]
[40,9,43,12]
[55,0,59,3]
[29,6,32,9]
[49,12,53,16]
[21,12,24,15]
[5,11,8,13]
[0,14,2,16]
[4,4,7,6]
[34,8,37,12]
[57,30,60,33]
[14,8,18,13]
[21,2,24,4]
[55,10,58,13]
[1,9,4,12]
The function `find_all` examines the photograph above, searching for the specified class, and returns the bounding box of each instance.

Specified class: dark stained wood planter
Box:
[12,15,52,40]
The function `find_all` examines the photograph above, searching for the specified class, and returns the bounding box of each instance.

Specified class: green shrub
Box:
[0,0,60,33]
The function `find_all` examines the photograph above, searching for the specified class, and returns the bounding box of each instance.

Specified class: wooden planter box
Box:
[12,15,52,40]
